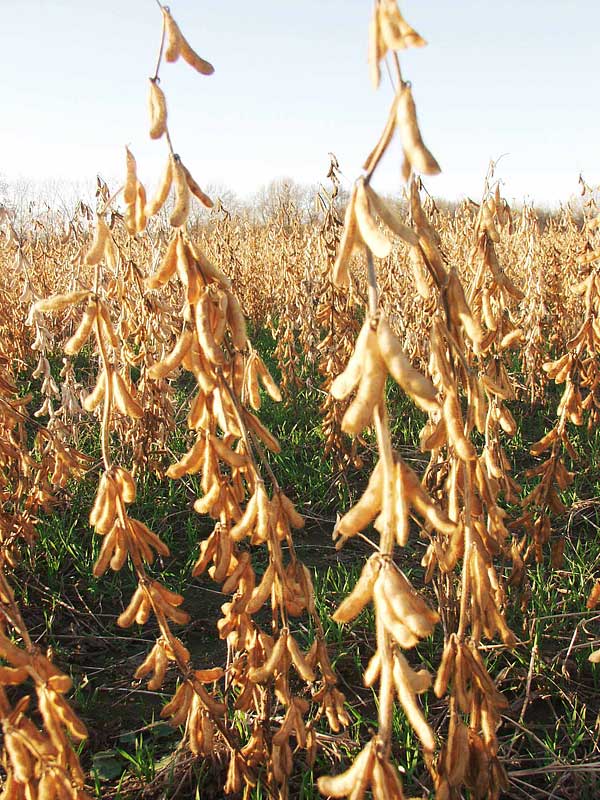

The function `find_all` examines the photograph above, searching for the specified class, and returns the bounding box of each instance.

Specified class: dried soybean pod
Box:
[354,179,392,258]
[368,4,383,89]
[212,528,233,584]
[333,556,379,623]
[499,328,524,350]
[212,290,228,343]
[393,655,436,753]
[377,316,438,412]
[287,636,316,681]
[245,563,275,614]
[64,299,97,355]
[180,37,215,75]
[196,290,224,365]
[175,236,200,304]
[330,319,371,400]
[364,183,419,245]
[400,460,457,534]
[114,467,136,503]
[135,181,147,233]
[447,269,483,349]
[255,355,282,402]
[381,565,439,637]
[221,551,251,593]
[167,437,205,479]
[248,631,288,683]
[373,577,420,648]
[89,471,116,528]
[169,158,191,228]
[112,371,143,419]
[443,389,476,461]
[148,78,167,139]
[364,652,381,688]
[124,147,138,205]
[5,732,33,782]
[279,492,304,528]
[446,719,470,786]
[245,410,281,453]
[190,242,232,289]
[147,234,179,288]
[162,7,182,62]
[145,156,173,217]
[341,327,387,435]
[148,329,193,379]
[396,83,441,175]
[182,163,213,208]
[209,435,248,468]
[117,585,145,628]
[332,183,360,288]
[363,91,400,176]
[335,460,383,540]
[225,289,248,350]
[380,1,427,49]
[230,490,259,541]
[161,8,214,74]
[530,427,558,456]
[85,215,110,265]
[34,290,90,314]
[83,369,107,412]
[317,740,375,798]
[245,353,261,410]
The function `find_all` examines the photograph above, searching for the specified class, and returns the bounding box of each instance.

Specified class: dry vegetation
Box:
[1,3,599,800]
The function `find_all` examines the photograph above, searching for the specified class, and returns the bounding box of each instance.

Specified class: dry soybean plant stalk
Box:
[319,3,449,797]
[0,350,91,800]
[518,203,550,405]
[417,164,524,799]
[143,7,349,796]
[28,5,349,798]
[518,179,600,605]
[314,155,363,472]
[321,3,521,798]
[29,6,239,793]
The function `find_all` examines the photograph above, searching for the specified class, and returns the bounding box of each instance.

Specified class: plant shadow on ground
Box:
[13,342,600,799]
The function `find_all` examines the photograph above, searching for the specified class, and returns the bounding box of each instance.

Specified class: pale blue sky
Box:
[2,1,598,206]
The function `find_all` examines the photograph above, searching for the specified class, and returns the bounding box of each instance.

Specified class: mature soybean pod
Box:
[64,299,97,355]
[317,741,375,798]
[182,164,213,208]
[162,8,182,62]
[332,556,379,623]
[195,290,225,365]
[180,38,215,76]
[83,369,107,412]
[377,317,438,412]
[148,329,193,380]
[332,184,360,288]
[148,79,168,140]
[147,235,178,288]
[341,328,387,435]
[34,290,90,314]
[146,156,173,218]
[330,319,371,400]
[169,160,191,228]
[393,655,436,753]
[85,216,110,265]
[336,460,383,539]
[354,180,392,258]
[364,183,419,246]
[124,147,138,205]
[396,84,441,175]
